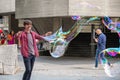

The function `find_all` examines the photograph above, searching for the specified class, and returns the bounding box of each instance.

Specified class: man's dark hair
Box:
[23,20,32,26]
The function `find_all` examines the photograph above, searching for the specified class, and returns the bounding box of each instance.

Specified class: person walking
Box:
[94,28,106,69]
[16,20,44,80]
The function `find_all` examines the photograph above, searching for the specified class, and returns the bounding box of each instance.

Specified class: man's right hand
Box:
[94,38,98,42]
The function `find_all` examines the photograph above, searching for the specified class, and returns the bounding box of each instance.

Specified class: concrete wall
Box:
[16,0,68,18]
[16,0,120,18]
[0,44,19,74]
[69,0,120,17]
[0,0,15,13]
[0,0,119,17]
[69,0,104,16]
[105,0,120,16]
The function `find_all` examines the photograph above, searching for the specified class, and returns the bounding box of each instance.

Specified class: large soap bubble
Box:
[50,38,68,58]
[42,17,100,58]
[99,48,120,77]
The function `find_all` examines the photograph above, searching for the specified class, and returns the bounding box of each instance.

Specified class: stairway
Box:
[65,33,91,57]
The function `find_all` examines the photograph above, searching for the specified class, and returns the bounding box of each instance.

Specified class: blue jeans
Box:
[95,49,111,67]
[95,49,104,67]
[22,54,35,80]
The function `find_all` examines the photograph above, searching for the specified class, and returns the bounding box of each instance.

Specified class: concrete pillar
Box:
[90,24,96,57]
[9,14,19,33]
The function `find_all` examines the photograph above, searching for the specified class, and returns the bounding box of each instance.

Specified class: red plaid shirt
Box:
[18,31,42,58]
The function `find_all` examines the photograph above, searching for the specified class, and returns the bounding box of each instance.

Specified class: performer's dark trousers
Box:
[22,54,35,80]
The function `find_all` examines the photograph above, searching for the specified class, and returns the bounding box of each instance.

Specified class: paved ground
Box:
[0,55,120,80]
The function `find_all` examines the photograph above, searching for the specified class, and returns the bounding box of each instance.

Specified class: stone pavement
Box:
[0,55,119,80]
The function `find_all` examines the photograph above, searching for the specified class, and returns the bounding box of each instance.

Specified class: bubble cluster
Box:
[42,17,99,58]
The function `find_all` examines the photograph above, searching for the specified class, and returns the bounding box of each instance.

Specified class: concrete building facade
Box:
[0,0,120,57]
[16,0,120,18]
